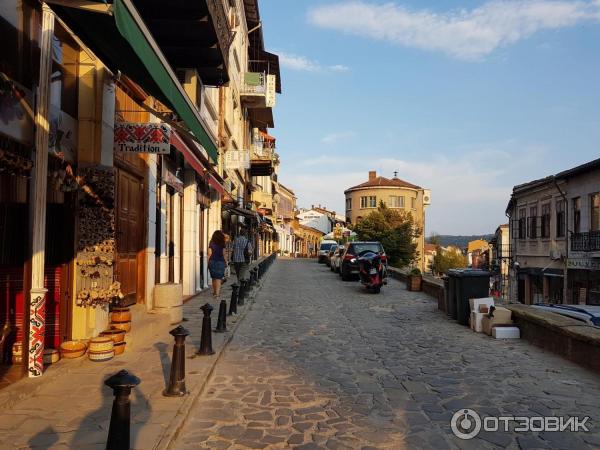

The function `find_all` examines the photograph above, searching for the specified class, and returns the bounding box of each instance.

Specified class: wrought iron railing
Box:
[571,231,600,252]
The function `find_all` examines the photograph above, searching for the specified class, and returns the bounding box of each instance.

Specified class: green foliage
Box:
[353,203,421,267]
[410,267,422,276]
[431,247,468,275]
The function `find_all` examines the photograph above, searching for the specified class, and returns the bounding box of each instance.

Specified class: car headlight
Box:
[350,258,356,263]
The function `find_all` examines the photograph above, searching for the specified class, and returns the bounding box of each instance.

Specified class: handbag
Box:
[244,241,251,263]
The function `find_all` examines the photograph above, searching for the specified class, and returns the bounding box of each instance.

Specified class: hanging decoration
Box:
[74,166,122,307]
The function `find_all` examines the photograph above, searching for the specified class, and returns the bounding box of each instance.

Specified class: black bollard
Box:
[215,299,227,333]
[228,284,239,316]
[105,370,141,450]
[163,325,190,397]
[197,303,215,355]
[238,280,246,306]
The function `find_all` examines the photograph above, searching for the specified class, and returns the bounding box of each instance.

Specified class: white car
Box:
[330,246,345,273]
[532,304,600,327]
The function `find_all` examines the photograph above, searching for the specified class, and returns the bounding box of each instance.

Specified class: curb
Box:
[153,268,272,450]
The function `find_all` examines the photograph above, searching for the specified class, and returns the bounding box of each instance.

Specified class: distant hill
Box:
[428,235,494,250]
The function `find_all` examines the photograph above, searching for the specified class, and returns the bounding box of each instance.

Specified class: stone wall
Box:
[388,265,600,374]
[387,267,444,304]
[506,304,600,374]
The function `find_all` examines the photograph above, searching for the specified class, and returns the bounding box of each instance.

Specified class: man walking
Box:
[232,227,253,282]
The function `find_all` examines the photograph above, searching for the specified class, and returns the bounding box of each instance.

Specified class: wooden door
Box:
[116,170,143,306]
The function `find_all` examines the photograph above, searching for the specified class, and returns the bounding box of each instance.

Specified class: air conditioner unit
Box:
[549,250,564,261]
[423,189,431,205]
[175,68,204,109]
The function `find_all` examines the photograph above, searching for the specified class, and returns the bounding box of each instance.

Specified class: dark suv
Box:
[340,242,387,281]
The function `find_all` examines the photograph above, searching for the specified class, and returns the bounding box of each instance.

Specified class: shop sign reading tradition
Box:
[114,122,171,154]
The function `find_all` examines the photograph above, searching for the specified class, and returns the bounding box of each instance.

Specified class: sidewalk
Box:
[0,272,268,450]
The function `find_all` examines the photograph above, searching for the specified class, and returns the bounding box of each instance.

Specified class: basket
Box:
[89,336,114,353]
[113,341,126,355]
[110,308,131,323]
[43,348,60,364]
[88,349,114,362]
[100,328,126,343]
[60,341,87,359]
[110,321,131,333]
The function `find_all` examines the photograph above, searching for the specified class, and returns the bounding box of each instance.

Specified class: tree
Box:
[427,233,442,246]
[353,202,421,267]
[431,247,468,275]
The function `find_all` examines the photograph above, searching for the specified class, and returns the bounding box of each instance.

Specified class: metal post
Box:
[238,280,246,306]
[197,303,215,355]
[228,284,239,316]
[163,325,190,397]
[215,299,227,333]
[105,370,141,450]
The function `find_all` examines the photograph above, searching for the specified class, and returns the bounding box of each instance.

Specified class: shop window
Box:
[573,197,581,233]
[541,203,551,238]
[591,193,600,232]
[556,200,566,238]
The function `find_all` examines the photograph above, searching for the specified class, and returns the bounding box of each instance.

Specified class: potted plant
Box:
[408,267,423,291]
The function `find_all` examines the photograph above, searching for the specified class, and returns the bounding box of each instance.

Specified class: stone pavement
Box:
[0,274,262,450]
[171,259,600,449]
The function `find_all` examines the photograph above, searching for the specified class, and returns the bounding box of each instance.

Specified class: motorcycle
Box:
[357,251,387,293]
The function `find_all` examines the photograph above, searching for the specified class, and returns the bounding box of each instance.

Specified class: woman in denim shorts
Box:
[208,230,227,298]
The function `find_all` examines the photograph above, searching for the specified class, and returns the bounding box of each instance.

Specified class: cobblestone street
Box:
[171,259,600,449]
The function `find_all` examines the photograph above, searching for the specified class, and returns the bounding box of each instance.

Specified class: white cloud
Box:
[278,51,350,72]
[308,0,600,60]
[280,145,550,234]
[321,131,357,144]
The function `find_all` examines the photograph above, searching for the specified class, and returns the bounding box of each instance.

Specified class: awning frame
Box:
[48,0,219,162]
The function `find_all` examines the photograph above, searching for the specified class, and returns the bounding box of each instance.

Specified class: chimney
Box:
[369,171,376,181]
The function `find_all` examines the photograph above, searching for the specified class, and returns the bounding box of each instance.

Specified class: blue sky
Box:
[259,0,600,235]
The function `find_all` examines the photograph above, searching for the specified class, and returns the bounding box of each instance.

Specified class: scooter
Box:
[357,251,386,293]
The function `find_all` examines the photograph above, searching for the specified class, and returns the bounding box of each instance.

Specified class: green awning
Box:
[49,0,218,162]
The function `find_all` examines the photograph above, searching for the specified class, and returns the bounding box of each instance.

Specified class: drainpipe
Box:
[28,3,54,378]
[553,176,569,304]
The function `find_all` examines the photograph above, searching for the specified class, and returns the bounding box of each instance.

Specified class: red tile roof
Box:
[345,176,421,192]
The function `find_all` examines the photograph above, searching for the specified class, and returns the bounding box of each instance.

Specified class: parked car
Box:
[318,240,337,263]
[330,246,345,273]
[340,242,387,281]
[532,303,600,327]
[325,244,338,267]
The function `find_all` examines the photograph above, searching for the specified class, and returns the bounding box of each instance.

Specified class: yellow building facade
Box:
[344,171,429,271]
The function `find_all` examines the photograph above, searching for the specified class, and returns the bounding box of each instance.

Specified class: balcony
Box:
[240,72,276,109]
[571,231,600,252]
[252,190,273,211]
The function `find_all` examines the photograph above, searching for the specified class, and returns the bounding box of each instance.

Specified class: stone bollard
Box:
[215,299,227,333]
[197,303,215,355]
[238,280,246,306]
[163,325,190,397]
[105,370,141,450]
[228,284,239,316]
